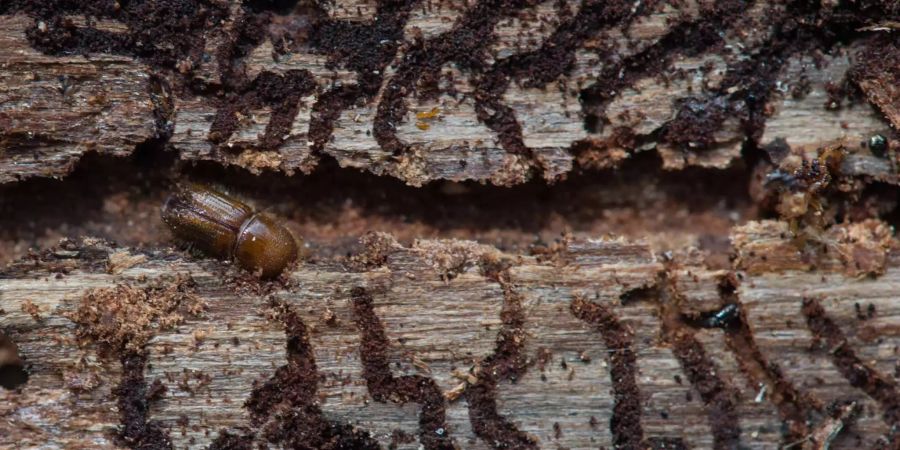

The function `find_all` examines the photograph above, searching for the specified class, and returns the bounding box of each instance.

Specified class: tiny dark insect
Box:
[868,134,888,157]
[702,303,740,329]
[161,184,299,278]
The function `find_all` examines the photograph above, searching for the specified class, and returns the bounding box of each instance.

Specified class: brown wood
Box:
[0,15,157,184]
[2,1,900,449]
[1,223,899,449]
[0,1,896,186]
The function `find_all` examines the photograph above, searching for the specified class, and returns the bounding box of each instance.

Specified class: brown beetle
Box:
[161,184,298,278]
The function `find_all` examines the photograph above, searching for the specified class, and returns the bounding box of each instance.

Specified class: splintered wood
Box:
[0,1,896,186]
[0,15,156,184]
[2,221,899,449]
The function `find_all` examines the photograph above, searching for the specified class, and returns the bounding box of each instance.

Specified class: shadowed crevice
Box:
[244,300,380,449]
[350,287,456,450]
[116,353,174,450]
[658,275,742,449]
[570,294,643,449]
[464,265,537,449]
[802,296,900,439]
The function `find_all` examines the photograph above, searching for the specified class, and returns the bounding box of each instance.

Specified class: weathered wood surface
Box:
[0,1,896,185]
[0,15,157,183]
[2,221,899,449]
[2,1,900,449]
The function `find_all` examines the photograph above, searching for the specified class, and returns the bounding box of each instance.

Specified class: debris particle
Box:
[107,251,148,274]
[415,107,440,120]
[21,300,42,322]
[67,276,204,356]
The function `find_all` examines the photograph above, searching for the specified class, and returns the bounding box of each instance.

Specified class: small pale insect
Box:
[161,184,298,278]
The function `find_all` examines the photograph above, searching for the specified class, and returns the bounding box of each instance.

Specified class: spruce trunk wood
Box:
[2,1,900,449]
[0,2,897,186]
[2,222,900,449]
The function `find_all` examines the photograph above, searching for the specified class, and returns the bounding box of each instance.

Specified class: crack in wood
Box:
[659,273,743,449]
[0,330,28,390]
[464,266,538,449]
[373,0,536,158]
[570,293,644,449]
[802,296,900,444]
[350,286,457,450]
[244,299,381,449]
[713,273,820,445]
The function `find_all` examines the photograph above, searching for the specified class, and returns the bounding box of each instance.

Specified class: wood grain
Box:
[0,15,157,184]
[2,222,898,448]
[0,1,895,186]
[2,2,900,449]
